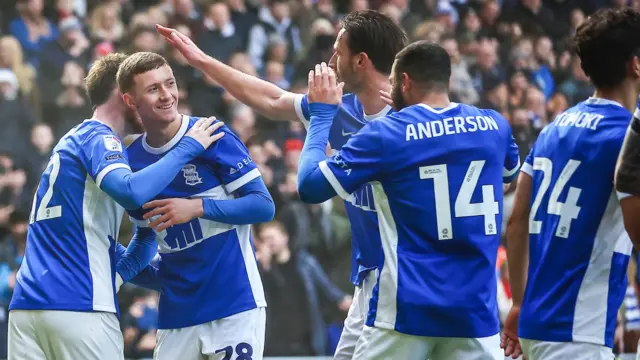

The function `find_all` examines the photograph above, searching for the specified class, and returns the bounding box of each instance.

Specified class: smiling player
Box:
[116,52,274,360]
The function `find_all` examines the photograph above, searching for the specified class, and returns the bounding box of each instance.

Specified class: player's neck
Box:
[357,73,391,116]
[144,113,183,148]
[417,91,451,109]
[593,84,638,113]
[93,107,126,139]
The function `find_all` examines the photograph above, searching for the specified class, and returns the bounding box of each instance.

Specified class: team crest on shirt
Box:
[103,135,123,152]
[182,164,203,186]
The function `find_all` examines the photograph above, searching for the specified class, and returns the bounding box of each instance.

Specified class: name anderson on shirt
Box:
[406,115,499,141]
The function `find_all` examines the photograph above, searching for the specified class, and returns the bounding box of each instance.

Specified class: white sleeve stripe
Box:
[225,168,262,193]
[503,157,521,178]
[634,108,640,119]
[129,216,151,228]
[96,163,131,188]
[520,162,533,176]
[318,160,351,200]
[115,273,123,293]
[294,94,310,130]
[617,191,633,201]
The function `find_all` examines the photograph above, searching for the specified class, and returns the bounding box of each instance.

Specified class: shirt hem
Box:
[9,303,116,313]
[157,301,264,330]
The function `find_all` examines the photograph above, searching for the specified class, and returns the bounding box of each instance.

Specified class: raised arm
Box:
[94,119,224,210]
[156,25,300,122]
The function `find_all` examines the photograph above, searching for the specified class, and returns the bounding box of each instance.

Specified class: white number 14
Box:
[420,161,500,240]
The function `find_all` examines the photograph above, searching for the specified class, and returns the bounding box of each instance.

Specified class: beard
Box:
[391,84,407,110]
[124,108,145,134]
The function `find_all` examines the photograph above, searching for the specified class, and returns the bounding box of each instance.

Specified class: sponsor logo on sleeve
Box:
[103,135,123,152]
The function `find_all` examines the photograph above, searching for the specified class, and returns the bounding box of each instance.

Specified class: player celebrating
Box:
[115,52,274,360]
[156,10,407,359]
[297,42,520,359]
[7,54,223,360]
[502,8,640,360]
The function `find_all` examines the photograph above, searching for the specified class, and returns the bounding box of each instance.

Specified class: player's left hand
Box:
[308,62,344,105]
[156,24,207,67]
[379,89,393,107]
[142,198,204,231]
[501,305,523,359]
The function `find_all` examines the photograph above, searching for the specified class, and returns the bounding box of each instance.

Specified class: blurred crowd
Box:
[0,0,638,357]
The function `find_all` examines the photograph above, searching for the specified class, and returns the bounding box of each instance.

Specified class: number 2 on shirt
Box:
[29,152,63,224]
[420,160,499,240]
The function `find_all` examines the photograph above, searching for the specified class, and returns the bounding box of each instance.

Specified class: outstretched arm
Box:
[87,118,224,210]
[141,177,275,231]
[140,123,276,231]
[156,25,301,122]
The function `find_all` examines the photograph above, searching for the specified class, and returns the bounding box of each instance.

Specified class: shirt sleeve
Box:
[202,125,261,194]
[503,131,521,183]
[293,93,311,129]
[79,128,130,188]
[318,120,385,198]
[520,146,534,177]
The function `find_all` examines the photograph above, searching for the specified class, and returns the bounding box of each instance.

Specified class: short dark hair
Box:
[85,53,128,108]
[394,41,451,91]
[116,52,169,93]
[341,10,408,74]
[570,7,640,89]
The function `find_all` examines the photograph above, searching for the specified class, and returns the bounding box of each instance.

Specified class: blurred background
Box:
[0,0,640,358]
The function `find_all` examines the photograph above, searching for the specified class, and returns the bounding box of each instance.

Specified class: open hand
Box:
[308,62,344,105]
[501,306,523,359]
[185,117,225,150]
[156,24,208,67]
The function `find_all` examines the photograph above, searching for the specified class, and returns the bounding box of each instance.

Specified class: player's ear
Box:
[402,72,411,93]
[631,54,640,80]
[356,52,369,68]
[122,92,136,109]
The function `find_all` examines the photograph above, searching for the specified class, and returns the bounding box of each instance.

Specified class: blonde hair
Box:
[89,3,124,41]
[0,36,36,96]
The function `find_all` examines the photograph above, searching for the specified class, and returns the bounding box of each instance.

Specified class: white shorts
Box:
[154,307,266,360]
[520,338,614,360]
[353,325,502,360]
[8,309,123,360]
[334,270,376,360]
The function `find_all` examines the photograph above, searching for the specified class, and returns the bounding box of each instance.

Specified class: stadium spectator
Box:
[247,0,302,71]
[0,36,37,109]
[9,0,58,67]
[258,221,351,356]
[198,1,243,65]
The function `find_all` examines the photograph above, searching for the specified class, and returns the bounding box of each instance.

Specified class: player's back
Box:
[10,120,126,314]
[362,102,518,338]
[519,98,633,347]
[127,115,265,330]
